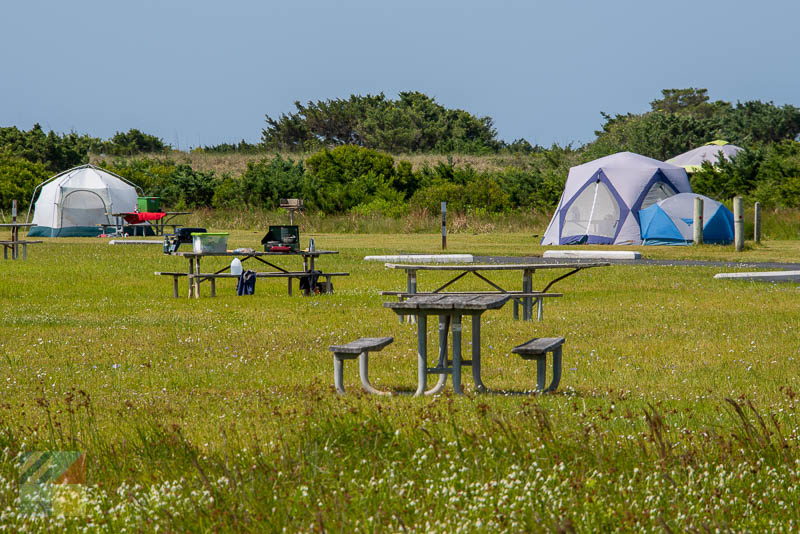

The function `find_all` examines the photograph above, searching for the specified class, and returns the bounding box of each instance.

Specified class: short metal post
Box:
[452,315,463,394]
[173,276,179,298]
[415,314,427,397]
[288,277,292,296]
[734,196,744,252]
[537,298,544,321]
[693,196,704,245]
[441,202,447,250]
[210,277,216,297]
[513,299,519,320]
[754,201,761,244]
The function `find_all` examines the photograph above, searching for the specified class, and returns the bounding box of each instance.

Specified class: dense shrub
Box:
[0,152,50,208]
[304,146,397,213]
[158,165,219,209]
[239,156,305,209]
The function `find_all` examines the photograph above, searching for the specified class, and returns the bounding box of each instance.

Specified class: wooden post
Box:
[11,200,18,260]
[734,196,744,252]
[441,202,447,250]
[754,201,761,244]
[693,196,704,245]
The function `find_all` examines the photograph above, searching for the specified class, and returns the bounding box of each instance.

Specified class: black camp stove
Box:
[261,225,300,252]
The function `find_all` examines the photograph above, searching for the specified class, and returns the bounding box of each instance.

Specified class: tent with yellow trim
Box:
[666,140,743,173]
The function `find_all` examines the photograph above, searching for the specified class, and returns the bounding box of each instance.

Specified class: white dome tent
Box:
[27,164,142,237]
[541,152,692,245]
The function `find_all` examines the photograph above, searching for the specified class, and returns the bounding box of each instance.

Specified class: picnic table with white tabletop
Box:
[383,261,610,321]
[384,294,513,396]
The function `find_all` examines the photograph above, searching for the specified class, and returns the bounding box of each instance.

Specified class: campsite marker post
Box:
[693,197,703,245]
[753,202,761,244]
[441,202,447,250]
[733,196,744,252]
[11,200,18,259]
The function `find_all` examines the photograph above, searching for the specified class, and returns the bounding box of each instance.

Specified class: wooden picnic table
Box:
[384,294,512,396]
[0,223,40,260]
[158,249,348,298]
[384,261,610,321]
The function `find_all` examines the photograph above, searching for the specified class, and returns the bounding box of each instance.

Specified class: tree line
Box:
[2,88,800,212]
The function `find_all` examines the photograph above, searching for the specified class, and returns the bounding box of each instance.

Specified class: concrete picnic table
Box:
[384,261,610,321]
[160,249,347,298]
[384,294,512,396]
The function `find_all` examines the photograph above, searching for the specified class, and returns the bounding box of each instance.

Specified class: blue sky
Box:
[1,0,798,149]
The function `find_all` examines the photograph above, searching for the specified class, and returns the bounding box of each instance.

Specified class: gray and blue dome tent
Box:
[639,193,734,245]
[541,152,692,245]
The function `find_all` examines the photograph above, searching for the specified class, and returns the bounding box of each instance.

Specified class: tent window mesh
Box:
[562,181,619,239]
[641,182,676,210]
[60,191,108,227]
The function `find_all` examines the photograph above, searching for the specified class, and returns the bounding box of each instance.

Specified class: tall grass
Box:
[1,234,800,530]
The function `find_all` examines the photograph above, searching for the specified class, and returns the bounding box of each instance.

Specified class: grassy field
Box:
[1,232,800,531]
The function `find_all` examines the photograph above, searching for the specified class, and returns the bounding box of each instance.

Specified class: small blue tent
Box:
[639,193,733,245]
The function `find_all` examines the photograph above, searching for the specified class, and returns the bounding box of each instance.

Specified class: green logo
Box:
[18,451,86,516]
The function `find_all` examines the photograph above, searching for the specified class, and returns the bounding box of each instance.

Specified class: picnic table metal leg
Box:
[172,276,179,298]
[359,352,392,396]
[210,277,216,297]
[471,315,487,392]
[522,270,533,321]
[425,315,448,395]
[414,314,427,397]
[452,315,463,394]
[288,277,292,296]
[406,270,417,324]
[547,346,563,392]
[325,275,333,294]
[333,355,346,394]
[513,299,519,320]
[537,297,544,321]
[22,243,27,260]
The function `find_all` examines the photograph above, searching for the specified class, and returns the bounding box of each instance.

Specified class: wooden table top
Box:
[384,262,610,271]
[384,294,511,311]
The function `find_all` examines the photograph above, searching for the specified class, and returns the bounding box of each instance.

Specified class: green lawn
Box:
[1,233,799,531]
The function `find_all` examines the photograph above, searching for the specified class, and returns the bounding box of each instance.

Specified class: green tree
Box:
[0,151,50,208]
[239,156,305,208]
[304,145,396,213]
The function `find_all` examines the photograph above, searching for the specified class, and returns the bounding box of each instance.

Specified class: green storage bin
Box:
[137,197,161,212]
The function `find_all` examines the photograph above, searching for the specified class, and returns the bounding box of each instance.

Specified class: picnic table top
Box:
[173,249,338,258]
[384,294,511,311]
[384,261,610,271]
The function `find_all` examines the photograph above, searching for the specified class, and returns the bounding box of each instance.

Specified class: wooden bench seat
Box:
[511,337,565,393]
[329,337,394,395]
